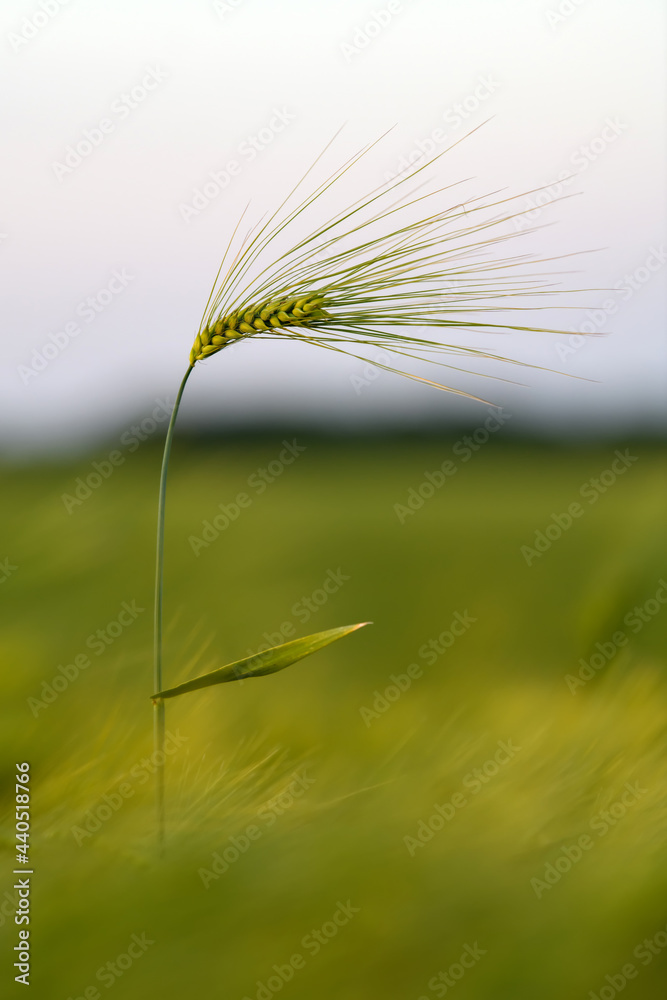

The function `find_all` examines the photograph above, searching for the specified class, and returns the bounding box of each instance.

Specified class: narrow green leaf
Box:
[151,622,371,701]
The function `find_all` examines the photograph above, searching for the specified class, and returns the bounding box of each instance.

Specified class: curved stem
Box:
[153,364,194,854]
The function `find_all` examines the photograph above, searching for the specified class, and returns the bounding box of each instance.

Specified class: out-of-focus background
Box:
[1,2,666,998]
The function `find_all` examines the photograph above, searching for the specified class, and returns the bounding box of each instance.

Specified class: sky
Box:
[1,0,665,454]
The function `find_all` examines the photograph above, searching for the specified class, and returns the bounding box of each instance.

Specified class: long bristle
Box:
[189,128,595,395]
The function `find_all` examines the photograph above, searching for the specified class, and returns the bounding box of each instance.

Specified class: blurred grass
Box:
[1,435,666,998]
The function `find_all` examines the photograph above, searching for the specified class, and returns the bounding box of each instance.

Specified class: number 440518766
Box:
[15,763,30,864]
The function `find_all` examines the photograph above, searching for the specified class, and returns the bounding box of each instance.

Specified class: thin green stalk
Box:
[153,364,194,854]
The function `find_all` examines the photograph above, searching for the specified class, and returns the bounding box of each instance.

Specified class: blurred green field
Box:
[1,435,666,999]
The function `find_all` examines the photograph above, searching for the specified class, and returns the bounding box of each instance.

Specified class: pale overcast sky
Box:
[1,0,665,453]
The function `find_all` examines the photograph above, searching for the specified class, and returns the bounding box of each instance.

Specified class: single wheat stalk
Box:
[152,126,594,853]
